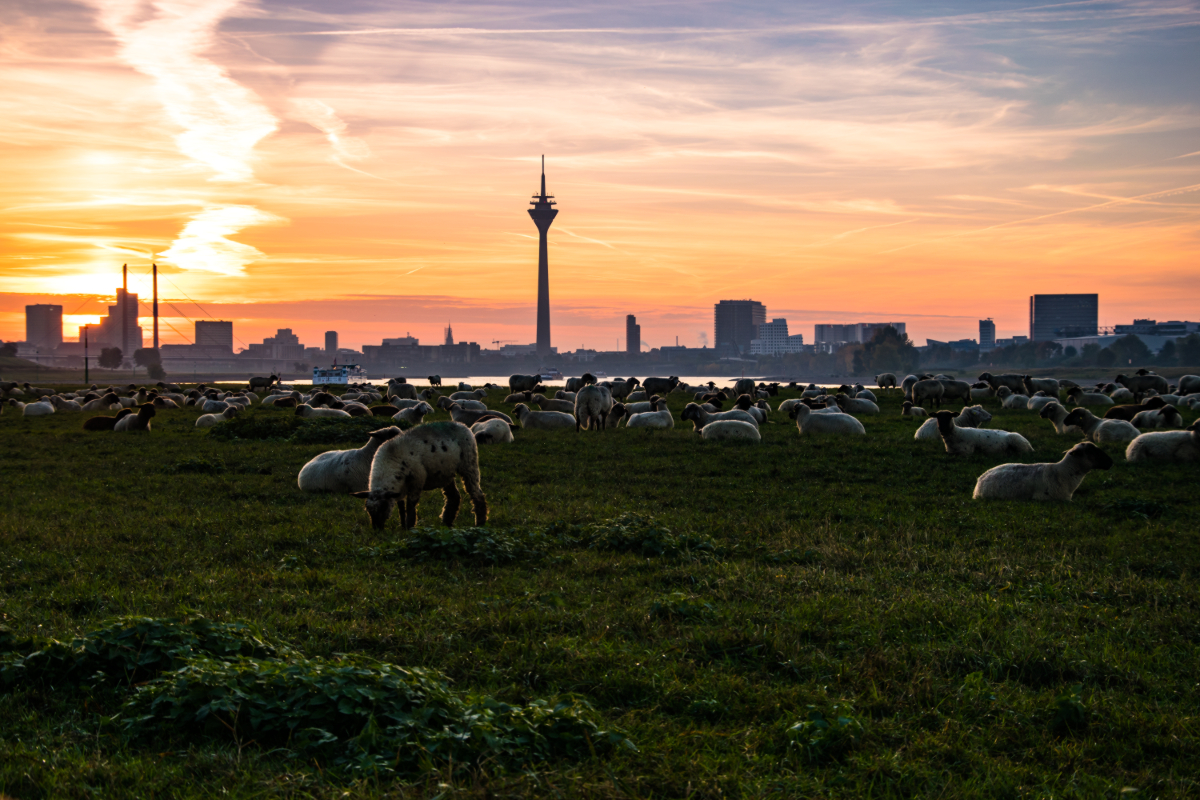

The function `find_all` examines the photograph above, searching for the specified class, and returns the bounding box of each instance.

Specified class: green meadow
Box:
[1,385,1197,798]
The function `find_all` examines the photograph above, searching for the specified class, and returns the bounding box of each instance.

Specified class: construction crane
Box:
[492,339,515,347]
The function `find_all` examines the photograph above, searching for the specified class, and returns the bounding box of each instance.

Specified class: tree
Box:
[1096,347,1117,368]
[1108,334,1151,367]
[98,347,123,369]
[1155,339,1177,367]
[133,347,161,370]
[0,341,16,357]
[861,326,920,374]
[1080,343,1101,366]
[1063,345,1078,359]
[147,363,167,380]
[1177,333,1200,366]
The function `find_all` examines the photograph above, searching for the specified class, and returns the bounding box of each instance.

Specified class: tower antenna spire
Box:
[529,156,558,357]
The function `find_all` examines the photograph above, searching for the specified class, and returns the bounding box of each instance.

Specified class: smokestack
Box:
[152,262,159,350]
[122,263,127,292]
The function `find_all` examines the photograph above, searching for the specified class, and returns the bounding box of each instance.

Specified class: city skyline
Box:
[1,0,1198,350]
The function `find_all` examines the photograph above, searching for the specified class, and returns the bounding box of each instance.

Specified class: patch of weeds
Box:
[649,592,715,620]
[685,697,726,720]
[586,514,717,559]
[758,548,821,566]
[276,555,304,572]
[289,416,403,445]
[167,456,226,475]
[783,704,865,764]
[374,527,547,565]
[1100,499,1170,520]
[1049,685,1088,734]
[208,413,399,445]
[208,415,304,442]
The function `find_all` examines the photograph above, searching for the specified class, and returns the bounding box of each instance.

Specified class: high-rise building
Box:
[714,300,766,354]
[979,319,996,350]
[91,267,143,355]
[25,304,63,350]
[528,157,558,357]
[814,322,906,346]
[625,315,641,355]
[195,320,233,351]
[1030,294,1098,341]
[325,331,338,355]
[749,318,806,355]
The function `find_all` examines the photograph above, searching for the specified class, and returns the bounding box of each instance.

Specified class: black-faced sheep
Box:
[393,401,434,425]
[564,373,597,393]
[914,404,992,441]
[732,378,756,397]
[1062,408,1140,444]
[82,409,134,431]
[1022,376,1060,396]
[627,396,674,429]
[1125,422,1199,463]
[973,442,1112,501]
[642,376,680,397]
[834,393,880,415]
[1115,372,1170,400]
[114,402,156,432]
[248,374,279,391]
[933,410,1032,456]
[532,394,576,414]
[353,421,486,530]
[978,372,1026,394]
[1038,401,1082,435]
[1066,387,1114,407]
[1131,406,1183,430]
[681,402,758,430]
[508,374,540,393]
[472,417,515,444]
[901,401,927,419]
[1103,396,1166,421]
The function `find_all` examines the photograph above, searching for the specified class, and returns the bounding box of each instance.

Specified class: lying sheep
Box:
[1038,401,1082,435]
[1026,394,1058,413]
[914,404,991,440]
[574,384,616,432]
[51,396,82,412]
[83,409,134,431]
[1022,376,1060,397]
[504,391,533,404]
[1125,422,1200,463]
[1067,387,1114,406]
[973,442,1113,501]
[532,394,576,414]
[438,395,486,413]
[626,397,674,430]
[298,426,403,493]
[444,402,511,427]
[512,402,576,430]
[295,403,352,419]
[790,403,865,436]
[451,389,487,402]
[10,399,55,416]
[856,389,878,403]
[1108,388,1136,404]
[81,392,122,411]
[969,382,994,402]
[680,402,758,431]
[1062,408,1140,444]
[778,398,803,415]
[1002,393,1031,410]
[1131,406,1183,430]
[1177,375,1200,395]
[695,419,760,441]
[114,403,156,432]
[555,390,576,402]
[1104,396,1166,421]
[195,406,240,428]
[393,401,434,425]
[933,410,1032,456]
[901,401,928,419]
[835,393,880,415]
[472,417,514,444]
[353,421,487,529]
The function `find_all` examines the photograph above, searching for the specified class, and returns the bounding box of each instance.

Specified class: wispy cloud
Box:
[157,205,285,275]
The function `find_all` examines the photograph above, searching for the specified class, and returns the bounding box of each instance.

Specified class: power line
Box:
[160,274,249,349]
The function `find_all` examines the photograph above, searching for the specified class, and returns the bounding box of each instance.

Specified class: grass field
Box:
[1,385,1198,798]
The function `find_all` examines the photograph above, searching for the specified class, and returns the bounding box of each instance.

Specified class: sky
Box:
[1,0,1198,351]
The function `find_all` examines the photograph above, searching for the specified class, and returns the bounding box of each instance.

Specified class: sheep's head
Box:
[1039,402,1063,419]
[511,402,529,419]
[1144,396,1166,409]
[1063,408,1090,428]
[353,490,400,529]
[681,403,700,421]
[934,410,957,433]
[1068,442,1113,470]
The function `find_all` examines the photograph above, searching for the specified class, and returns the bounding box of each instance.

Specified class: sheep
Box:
[1178,375,1200,395]
[1104,396,1167,421]
[201,399,231,414]
[152,395,180,409]
[627,397,674,430]
[450,389,488,402]
[1115,372,1170,400]
[353,421,486,529]
[508,374,541,393]
[932,410,1032,456]
[83,409,134,430]
[1131,405,1183,430]
[914,405,993,441]
[472,417,514,444]
[443,402,511,427]
[695,419,761,441]
[50,396,82,412]
[627,390,648,403]
[1002,393,1030,410]
[778,398,803,415]
[393,401,434,426]
[1125,422,1200,463]
[1026,394,1058,413]
[733,395,768,424]
[437,395,486,413]
[875,373,898,390]
[978,372,1027,393]
[503,391,533,405]
[901,401,927,419]
[856,389,878,403]
[532,394,576,414]
[565,373,597,392]
[1038,402,1083,435]
[680,403,758,431]
[608,379,641,400]
[261,391,300,408]
[969,382,995,402]
[789,403,865,436]
[388,380,419,401]
[114,403,156,432]
[1022,376,1060,396]
[512,402,576,430]
[457,381,472,391]
[574,384,616,432]
[1066,387,1114,407]
[973,442,1113,501]
[248,374,279,391]
[619,396,660,419]
[1107,388,1136,404]
[912,379,944,409]
[555,390,576,402]
[834,393,880,415]
[295,403,352,419]
[1062,408,1140,444]
[12,398,55,416]
[297,427,403,493]
[196,406,241,428]
[938,379,973,405]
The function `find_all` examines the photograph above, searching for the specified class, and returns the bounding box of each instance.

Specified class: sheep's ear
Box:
[351,491,371,499]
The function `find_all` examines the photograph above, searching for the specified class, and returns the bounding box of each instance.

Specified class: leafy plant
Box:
[586,514,716,559]
[784,705,865,764]
[379,527,545,565]
[1050,685,1088,734]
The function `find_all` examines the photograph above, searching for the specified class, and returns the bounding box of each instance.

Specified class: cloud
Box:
[156,205,285,275]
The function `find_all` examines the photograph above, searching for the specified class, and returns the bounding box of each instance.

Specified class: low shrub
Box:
[586,514,717,558]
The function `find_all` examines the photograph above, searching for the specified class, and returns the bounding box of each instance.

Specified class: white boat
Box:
[312,364,368,385]
[539,367,564,381]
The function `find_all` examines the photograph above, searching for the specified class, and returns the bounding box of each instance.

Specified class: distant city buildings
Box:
[1112,319,1200,337]
[244,328,305,361]
[325,331,338,356]
[814,322,906,348]
[749,318,806,355]
[1030,294,1098,341]
[625,315,641,355]
[714,300,766,355]
[979,319,996,350]
[80,284,143,357]
[25,304,62,350]
[195,320,233,351]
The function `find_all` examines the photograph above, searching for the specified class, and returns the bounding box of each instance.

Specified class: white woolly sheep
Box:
[1026,395,1058,413]
[472,417,514,444]
[195,406,240,428]
[50,396,82,412]
[1038,401,1082,435]
[512,403,576,430]
[555,390,576,402]
[973,442,1113,501]
[574,384,616,431]
[393,401,434,425]
[626,397,674,430]
[114,403,156,432]
[1067,387,1114,406]
[1062,407,1139,444]
[353,421,486,529]
[875,373,897,390]
[696,419,761,441]
[680,403,758,430]
[1125,422,1199,463]
[1002,393,1030,409]
[1022,376,1060,396]
[450,389,487,402]
[901,401,928,419]
[1177,375,1200,395]
[1131,406,1183,430]
[298,426,403,493]
[14,399,55,417]
[295,403,352,419]
[933,410,1032,456]
[914,404,991,441]
[835,394,880,415]
[790,403,866,436]
[1108,388,1135,404]
[912,379,945,408]
[532,394,576,414]
[856,389,878,403]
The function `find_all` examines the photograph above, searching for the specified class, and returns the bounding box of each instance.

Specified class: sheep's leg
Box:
[441,480,462,527]
[404,492,420,529]
[467,483,488,526]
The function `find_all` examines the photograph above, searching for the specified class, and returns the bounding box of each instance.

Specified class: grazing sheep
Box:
[732,378,756,397]
[297,427,403,493]
[1022,376,1060,396]
[790,403,866,436]
[388,380,419,401]
[196,406,240,428]
[353,421,487,530]
[393,401,434,426]
[912,379,945,409]
[627,397,674,430]
[512,403,576,430]
[834,393,880,415]
[875,373,898,390]
[1002,393,1030,409]
[937,379,973,405]
[1066,387,1114,407]
[973,442,1113,501]
[933,410,1032,456]
[696,419,761,441]
[978,372,1026,393]
[680,403,758,431]
[248,374,279,391]
[914,404,992,441]
[574,384,616,432]
[901,401,927,419]
[1038,402,1083,435]
[1115,372,1170,400]
[642,376,680,397]
[114,403,156,432]
[295,403,352,419]
[532,394,576,414]
[508,374,540,393]
[607,379,641,400]
[1062,408,1140,444]
[472,417,514,444]
[83,409,134,431]
[1125,422,1200,463]
[1131,406,1183,430]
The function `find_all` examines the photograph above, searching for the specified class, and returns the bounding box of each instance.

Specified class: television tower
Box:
[528,156,558,357]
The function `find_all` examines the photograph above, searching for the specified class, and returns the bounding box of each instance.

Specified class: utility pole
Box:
[152,262,159,350]
[84,328,89,383]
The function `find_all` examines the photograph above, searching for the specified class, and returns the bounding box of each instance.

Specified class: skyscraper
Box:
[528,157,558,357]
[979,318,996,350]
[714,300,766,355]
[1030,294,1098,341]
[196,321,234,351]
[25,304,63,350]
[325,331,338,356]
[626,315,641,355]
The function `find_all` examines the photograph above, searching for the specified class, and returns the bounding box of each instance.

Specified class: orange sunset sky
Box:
[2,0,1198,351]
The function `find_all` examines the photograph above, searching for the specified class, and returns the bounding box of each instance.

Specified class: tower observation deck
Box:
[528,156,558,357]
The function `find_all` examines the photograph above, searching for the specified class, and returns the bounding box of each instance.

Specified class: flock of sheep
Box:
[3,368,1197,529]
